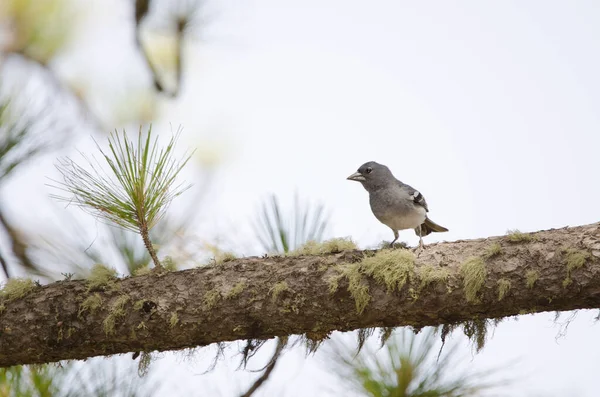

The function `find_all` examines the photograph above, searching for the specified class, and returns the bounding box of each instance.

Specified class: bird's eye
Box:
[365,167,373,174]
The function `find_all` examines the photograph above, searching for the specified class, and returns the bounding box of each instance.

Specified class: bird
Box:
[347,161,448,249]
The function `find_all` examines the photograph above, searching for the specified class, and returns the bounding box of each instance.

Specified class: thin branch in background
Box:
[132,0,166,94]
[135,0,151,25]
[133,0,204,97]
[239,338,286,397]
[238,339,269,370]
[134,28,169,95]
[50,125,193,271]
[174,19,185,95]
[0,250,9,278]
[0,207,36,277]
[169,0,205,94]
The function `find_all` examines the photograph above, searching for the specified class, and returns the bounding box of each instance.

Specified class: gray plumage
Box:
[347,161,448,248]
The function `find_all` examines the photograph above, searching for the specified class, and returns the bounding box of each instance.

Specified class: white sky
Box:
[4,0,600,395]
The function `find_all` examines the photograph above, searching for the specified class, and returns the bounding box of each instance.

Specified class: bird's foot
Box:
[412,246,424,257]
[412,240,425,257]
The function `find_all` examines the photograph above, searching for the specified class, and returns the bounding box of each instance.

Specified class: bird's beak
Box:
[346,172,366,182]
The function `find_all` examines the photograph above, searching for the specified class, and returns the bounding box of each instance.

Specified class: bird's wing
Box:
[399,182,429,212]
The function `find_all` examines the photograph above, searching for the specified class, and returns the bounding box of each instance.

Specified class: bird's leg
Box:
[414,226,425,256]
[390,229,399,248]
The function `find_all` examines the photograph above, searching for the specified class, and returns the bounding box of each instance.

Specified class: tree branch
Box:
[1,223,600,367]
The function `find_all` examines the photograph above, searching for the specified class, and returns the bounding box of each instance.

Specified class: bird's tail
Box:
[417,217,449,237]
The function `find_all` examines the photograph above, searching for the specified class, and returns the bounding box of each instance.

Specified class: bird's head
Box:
[347,161,394,191]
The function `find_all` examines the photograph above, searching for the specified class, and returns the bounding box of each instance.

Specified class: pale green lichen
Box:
[0,304,5,314]
[462,319,490,352]
[482,243,503,260]
[526,270,539,289]
[564,248,589,272]
[506,229,533,243]
[317,263,329,272]
[340,249,415,314]
[378,240,409,250]
[169,312,179,328]
[133,299,147,311]
[138,352,153,377]
[416,264,450,291]
[327,271,344,294]
[460,257,487,303]
[163,256,177,271]
[358,249,415,292]
[288,237,357,256]
[79,293,103,318]
[133,266,151,276]
[269,281,290,302]
[563,248,590,288]
[345,269,370,314]
[562,278,572,288]
[203,289,221,310]
[328,249,450,314]
[0,278,35,301]
[303,332,330,354]
[497,279,511,301]
[357,327,376,352]
[379,327,395,347]
[103,295,130,335]
[87,264,118,291]
[225,282,246,299]
[214,251,237,265]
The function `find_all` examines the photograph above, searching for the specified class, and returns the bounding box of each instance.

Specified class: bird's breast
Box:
[368,189,426,230]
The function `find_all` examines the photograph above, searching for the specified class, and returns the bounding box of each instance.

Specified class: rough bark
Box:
[1,223,599,367]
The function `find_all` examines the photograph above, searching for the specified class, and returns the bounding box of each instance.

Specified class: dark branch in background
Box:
[0,209,35,276]
[240,339,286,397]
[133,0,205,97]
[134,0,185,97]
[134,0,169,96]
[135,0,151,24]
[174,19,185,95]
[0,251,8,279]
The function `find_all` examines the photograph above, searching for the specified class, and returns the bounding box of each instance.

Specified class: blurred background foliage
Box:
[0,0,508,396]
[325,327,504,397]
